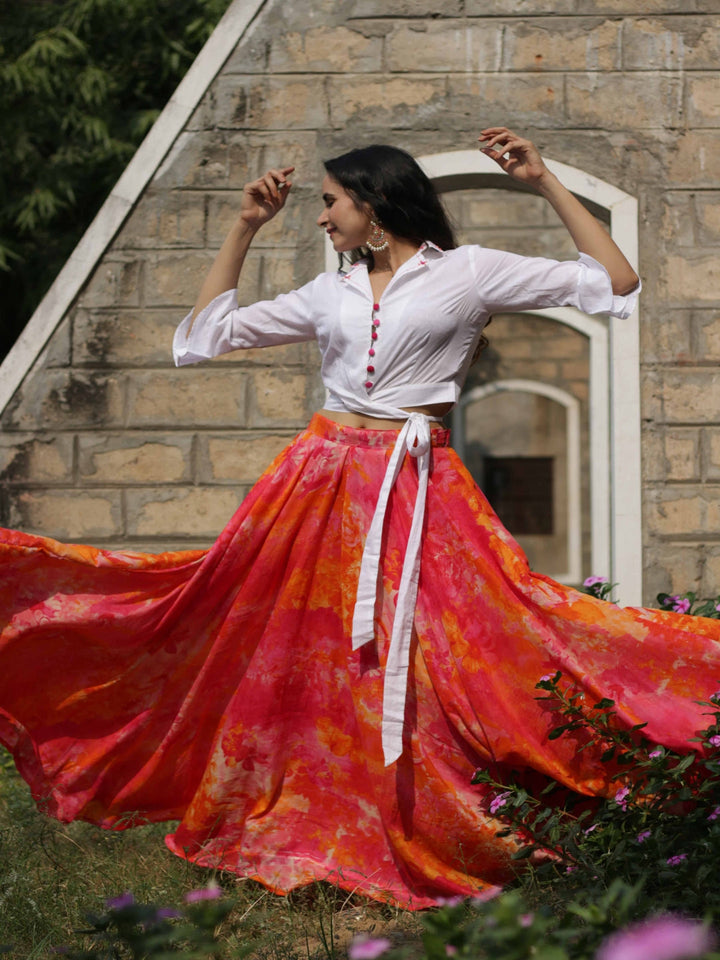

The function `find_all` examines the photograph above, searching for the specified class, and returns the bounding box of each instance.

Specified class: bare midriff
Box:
[318,403,453,430]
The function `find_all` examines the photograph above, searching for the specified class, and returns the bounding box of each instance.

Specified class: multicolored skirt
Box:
[1,413,719,909]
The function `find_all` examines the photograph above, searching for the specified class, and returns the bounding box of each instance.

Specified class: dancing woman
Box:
[1,128,718,909]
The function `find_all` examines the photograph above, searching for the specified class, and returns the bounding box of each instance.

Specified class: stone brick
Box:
[622,17,720,71]
[78,434,192,484]
[8,489,122,540]
[213,342,311,366]
[143,250,220,309]
[199,433,294,483]
[639,310,692,364]
[696,193,720,244]
[578,0,693,12]
[446,75,565,129]
[660,192,696,247]
[655,428,701,481]
[502,19,621,72]
[705,429,720,480]
[645,486,720,537]
[661,254,720,305]
[643,540,703,602]
[115,191,206,250]
[37,319,72,368]
[329,76,447,129]
[640,369,664,425]
[667,131,720,187]
[466,0,574,11]
[386,21,503,73]
[80,258,142,309]
[73,309,180,367]
[694,312,720,363]
[353,0,463,14]
[661,369,720,424]
[126,486,244,538]
[2,370,125,431]
[152,131,253,188]
[443,190,549,229]
[703,546,720,597]
[243,77,329,130]
[250,370,309,426]
[686,75,720,128]
[566,74,682,129]
[127,369,248,428]
[206,193,300,247]
[269,26,382,73]
[219,33,269,74]
[0,434,74,484]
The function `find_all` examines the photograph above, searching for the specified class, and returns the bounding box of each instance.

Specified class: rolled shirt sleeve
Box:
[173,278,320,366]
[469,248,640,320]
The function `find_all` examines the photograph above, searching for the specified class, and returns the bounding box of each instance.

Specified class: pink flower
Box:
[648,748,663,759]
[666,854,688,866]
[709,735,720,747]
[614,786,631,810]
[636,829,651,844]
[539,673,555,683]
[596,916,714,960]
[520,913,534,927]
[489,792,510,815]
[348,937,392,960]
[184,884,222,903]
[708,805,720,821]
[446,947,457,957]
[472,885,503,903]
[583,576,607,587]
[672,597,691,614]
[715,603,720,613]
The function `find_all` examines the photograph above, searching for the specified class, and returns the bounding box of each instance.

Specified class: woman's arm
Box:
[478,128,639,296]
[189,166,295,328]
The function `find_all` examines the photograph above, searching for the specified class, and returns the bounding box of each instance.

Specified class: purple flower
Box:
[348,937,392,960]
[584,823,598,835]
[105,892,135,910]
[445,947,457,957]
[596,916,714,960]
[583,576,608,588]
[520,913,534,927]
[709,735,720,747]
[539,673,555,683]
[666,854,688,866]
[184,884,222,903]
[636,829,651,844]
[715,603,720,613]
[648,748,663,759]
[614,786,631,810]
[672,597,691,614]
[489,792,510,815]
[708,805,720,821]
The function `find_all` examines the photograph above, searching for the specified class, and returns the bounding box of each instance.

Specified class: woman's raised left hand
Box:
[478,127,549,187]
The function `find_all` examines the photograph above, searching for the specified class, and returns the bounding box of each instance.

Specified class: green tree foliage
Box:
[0,0,230,360]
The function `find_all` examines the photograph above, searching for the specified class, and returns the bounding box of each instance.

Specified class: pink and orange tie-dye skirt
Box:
[1,413,720,909]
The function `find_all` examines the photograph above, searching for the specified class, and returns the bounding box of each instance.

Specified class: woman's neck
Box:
[370,237,422,275]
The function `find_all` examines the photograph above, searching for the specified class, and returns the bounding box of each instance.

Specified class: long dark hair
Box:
[323,144,457,267]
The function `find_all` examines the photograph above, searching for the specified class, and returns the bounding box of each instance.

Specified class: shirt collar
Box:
[339,242,444,283]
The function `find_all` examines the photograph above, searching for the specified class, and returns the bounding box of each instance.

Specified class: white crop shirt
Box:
[174,241,640,766]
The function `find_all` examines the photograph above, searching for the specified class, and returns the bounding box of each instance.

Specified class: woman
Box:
[0,129,718,910]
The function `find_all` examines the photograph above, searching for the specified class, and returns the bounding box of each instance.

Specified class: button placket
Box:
[365,302,380,390]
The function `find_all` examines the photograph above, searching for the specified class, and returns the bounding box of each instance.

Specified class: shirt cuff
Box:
[172,289,238,366]
[576,252,641,319]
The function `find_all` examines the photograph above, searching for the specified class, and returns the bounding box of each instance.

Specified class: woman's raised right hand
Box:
[240,167,295,230]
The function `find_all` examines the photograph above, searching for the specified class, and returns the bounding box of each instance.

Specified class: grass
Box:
[0,748,423,958]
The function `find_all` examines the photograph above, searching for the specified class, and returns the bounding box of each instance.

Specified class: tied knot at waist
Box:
[351,412,436,767]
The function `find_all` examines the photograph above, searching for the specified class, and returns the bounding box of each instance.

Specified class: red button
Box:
[365,381,373,388]
[366,365,375,373]
[372,319,380,326]
[368,348,375,356]
[373,303,380,311]
[371,331,378,340]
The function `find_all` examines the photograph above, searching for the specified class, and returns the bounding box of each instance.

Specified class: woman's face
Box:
[317,175,373,252]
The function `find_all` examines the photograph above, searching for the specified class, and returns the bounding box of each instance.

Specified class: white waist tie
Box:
[351,412,432,766]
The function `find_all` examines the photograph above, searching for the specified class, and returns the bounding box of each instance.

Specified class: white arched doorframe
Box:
[455,379,582,584]
[324,149,642,603]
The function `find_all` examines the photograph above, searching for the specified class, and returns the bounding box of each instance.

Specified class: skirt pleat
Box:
[1,413,719,909]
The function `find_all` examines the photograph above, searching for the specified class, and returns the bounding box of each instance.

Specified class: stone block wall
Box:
[1,0,719,601]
